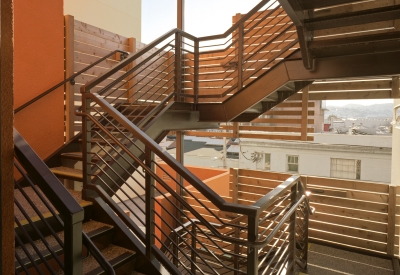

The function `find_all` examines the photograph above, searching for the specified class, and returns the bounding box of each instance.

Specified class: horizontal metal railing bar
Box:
[97,42,176,97]
[88,184,146,243]
[13,128,84,224]
[198,0,276,42]
[80,93,259,215]
[252,176,300,215]
[14,162,64,247]
[81,29,196,93]
[14,49,128,114]
[261,195,307,246]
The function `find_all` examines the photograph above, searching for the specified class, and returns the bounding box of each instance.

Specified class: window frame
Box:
[330,158,361,180]
[287,155,299,173]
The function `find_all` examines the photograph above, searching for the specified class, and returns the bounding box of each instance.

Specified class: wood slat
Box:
[310,229,387,253]
[251,118,314,124]
[74,20,129,45]
[74,30,129,52]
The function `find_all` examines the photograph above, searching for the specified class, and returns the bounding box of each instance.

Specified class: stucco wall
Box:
[64,0,141,40]
[14,0,65,159]
[238,143,392,183]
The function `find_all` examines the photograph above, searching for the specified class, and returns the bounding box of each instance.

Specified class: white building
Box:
[176,134,392,183]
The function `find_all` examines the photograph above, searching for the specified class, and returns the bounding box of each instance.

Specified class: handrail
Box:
[14,49,128,114]
[78,94,310,248]
[253,175,300,215]
[163,195,308,250]
[79,93,258,216]
[81,29,196,93]
[14,128,84,273]
[14,128,84,221]
[81,0,279,94]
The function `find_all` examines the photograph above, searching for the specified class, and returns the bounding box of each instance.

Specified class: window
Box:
[330,158,361,180]
[287,155,299,172]
[256,153,271,170]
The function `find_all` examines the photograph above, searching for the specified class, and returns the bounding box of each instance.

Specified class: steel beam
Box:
[278,0,304,25]
[305,5,400,31]
[301,0,367,10]
[309,31,400,58]
[198,49,400,122]
[278,0,314,69]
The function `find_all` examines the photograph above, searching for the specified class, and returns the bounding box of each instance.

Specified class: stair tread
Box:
[50,166,83,180]
[14,187,91,222]
[60,152,110,163]
[83,220,113,235]
[83,245,136,275]
[15,220,114,267]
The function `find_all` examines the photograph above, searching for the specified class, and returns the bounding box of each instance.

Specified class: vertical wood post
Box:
[177,0,184,30]
[65,15,75,141]
[387,185,396,256]
[1,0,15,273]
[235,14,244,91]
[233,122,240,139]
[301,86,309,141]
[128,37,136,103]
[194,40,199,104]
[174,32,182,101]
[392,76,399,99]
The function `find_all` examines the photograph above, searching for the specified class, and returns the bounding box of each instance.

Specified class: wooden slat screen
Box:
[228,168,399,257]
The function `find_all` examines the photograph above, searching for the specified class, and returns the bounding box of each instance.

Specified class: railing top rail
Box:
[197,0,276,41]
[14,49,128,114]
[252,175,301,215]
[81,0,279,93]
[80,28,197,93]
[84,94,259,216]
[13,128,84,224]
[84,94,302,218]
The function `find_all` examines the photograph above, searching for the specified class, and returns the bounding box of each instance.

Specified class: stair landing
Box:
[306,243,395,275]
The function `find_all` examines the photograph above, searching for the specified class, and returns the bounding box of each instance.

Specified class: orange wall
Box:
[155,162,228,193]
[14,0,65,159]
[154,164,230,245]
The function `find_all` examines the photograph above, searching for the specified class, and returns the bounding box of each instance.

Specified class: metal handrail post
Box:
[191,225,197,273]
[64,219,83,274]
[247,216,259,274]
[82,93,93,200]
[145,147,155,260]
[289,182,299,274]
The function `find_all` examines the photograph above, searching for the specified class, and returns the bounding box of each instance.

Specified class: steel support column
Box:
[0,0,15,273]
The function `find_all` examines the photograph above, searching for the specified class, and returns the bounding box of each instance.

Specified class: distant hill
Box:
[324,103,393,119]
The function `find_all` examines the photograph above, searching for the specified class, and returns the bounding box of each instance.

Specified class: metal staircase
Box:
[14,0,400,274]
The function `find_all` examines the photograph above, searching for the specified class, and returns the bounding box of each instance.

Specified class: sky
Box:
[141,0,260,43]
[141,1,395,108]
